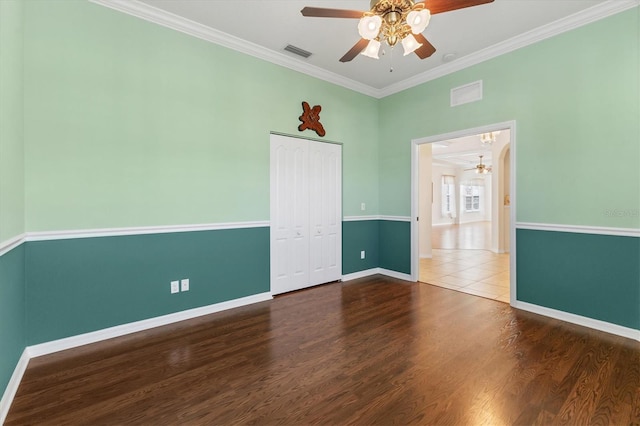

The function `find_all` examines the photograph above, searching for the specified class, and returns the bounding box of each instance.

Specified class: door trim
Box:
[410,120,517,306]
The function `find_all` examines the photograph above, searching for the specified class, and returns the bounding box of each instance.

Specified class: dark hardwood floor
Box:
[6,276,640,425]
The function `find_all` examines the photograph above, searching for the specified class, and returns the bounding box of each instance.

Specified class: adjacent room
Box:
[419,130,512,303]
[1,0,638,424]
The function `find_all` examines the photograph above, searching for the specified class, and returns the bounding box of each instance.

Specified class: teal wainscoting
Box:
[342,220,379,275]
[0,244,26,395]
[26,227,270,345]
[516,229,640,330]
[379,220,411,275]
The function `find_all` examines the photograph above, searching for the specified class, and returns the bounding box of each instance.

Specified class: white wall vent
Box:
[450,80,483,107]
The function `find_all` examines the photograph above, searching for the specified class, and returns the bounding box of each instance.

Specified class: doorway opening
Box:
[410,122,516,305]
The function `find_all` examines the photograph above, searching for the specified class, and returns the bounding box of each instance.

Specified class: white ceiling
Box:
[432,134,493,169]
[129,0,624,95]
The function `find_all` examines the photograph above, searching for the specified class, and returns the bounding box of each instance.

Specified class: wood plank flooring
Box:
[432,221,492,250]
[6,276,640,425]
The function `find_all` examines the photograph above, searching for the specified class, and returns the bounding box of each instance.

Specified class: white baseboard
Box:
[513,301,640,342]
[379,268,413,281]
[0,349,30,424]
[342,268,414,282]
[342,268,380,281]
[27,292,273,358]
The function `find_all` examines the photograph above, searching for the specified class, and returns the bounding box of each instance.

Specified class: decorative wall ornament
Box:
[298,101,326,137]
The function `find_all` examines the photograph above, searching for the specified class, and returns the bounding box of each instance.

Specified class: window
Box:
[441,175,456,217]
[464,181,483,212]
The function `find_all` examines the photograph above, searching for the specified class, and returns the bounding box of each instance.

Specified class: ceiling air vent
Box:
[284,44,312,59]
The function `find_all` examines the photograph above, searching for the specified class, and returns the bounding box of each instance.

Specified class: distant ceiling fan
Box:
[465,155,492,174]
[301,0,494,62]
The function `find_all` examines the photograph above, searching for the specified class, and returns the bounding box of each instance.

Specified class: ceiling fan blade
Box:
[339,39,369,63]
[418,0,494,15]
[413,33,436,59]
[301,7,365,19]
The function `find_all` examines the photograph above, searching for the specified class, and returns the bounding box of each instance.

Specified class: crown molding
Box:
[380,0,640,97]
[87,0,639,99]
[89,0,380,98]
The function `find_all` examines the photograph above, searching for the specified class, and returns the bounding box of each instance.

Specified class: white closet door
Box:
[270,134,309,295]
[308,142,342,286]
[270,134,342,295]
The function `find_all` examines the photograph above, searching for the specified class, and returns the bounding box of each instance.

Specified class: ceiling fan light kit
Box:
[480,131,500,145]
[300,0,493,63]
[401,33,423,56]
[472,155,491,174]
[358,15,383,40]
[407,9,431,33]
[357,0,429,57]
[362,39,382,59]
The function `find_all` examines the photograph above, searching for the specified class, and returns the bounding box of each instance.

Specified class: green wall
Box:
[0,246,25,395]
[342,220,411,275]
[15,0,382,345]
[22,0,379,232]
[26,228,269,345]
[2,0,639,406]
[0,0,25,242]
[0,0,26,401]
[378,9,639,229]
[26,221,387,345]
[376,8,639,330]
[517,229,640,329]
[379,220,411,274]
[343,220,380,274]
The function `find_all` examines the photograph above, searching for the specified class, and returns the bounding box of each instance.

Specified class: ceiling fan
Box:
[301,0,495,62]
[465,155,492,174]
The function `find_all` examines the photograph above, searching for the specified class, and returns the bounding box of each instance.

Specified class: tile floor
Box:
[419,248,510,303]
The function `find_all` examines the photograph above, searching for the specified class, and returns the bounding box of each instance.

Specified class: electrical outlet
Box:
[170,280,180,294]
[361,202,366,211]
[181,278,189,292]
[361,250,365,259]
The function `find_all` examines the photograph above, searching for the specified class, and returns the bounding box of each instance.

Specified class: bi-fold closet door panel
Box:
[270,135,309,294]
[308,141,342,286]
[270,134,342,295]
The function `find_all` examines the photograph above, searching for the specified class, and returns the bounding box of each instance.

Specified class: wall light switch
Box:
[361,250,365,259]
[181,278,189,292]
[361,203,366,211]
[171,280,180,294]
